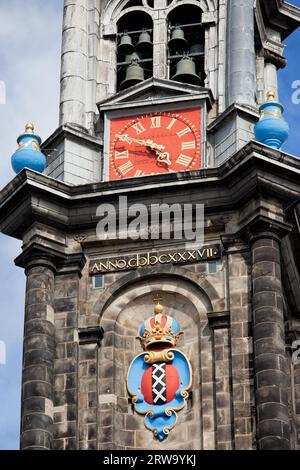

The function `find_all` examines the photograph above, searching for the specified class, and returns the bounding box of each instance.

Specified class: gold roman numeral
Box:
[176,154,193,167]
[134,169,146,177]
[114,150,129,160]
[118,161,134,175]
[150,116,161,128]
[132,122,146,135]
[167,118,177,130]
[181,141,196,150]
[177,127,191,138]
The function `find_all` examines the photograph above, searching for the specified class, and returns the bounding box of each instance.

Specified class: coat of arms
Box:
[127,295,192,441]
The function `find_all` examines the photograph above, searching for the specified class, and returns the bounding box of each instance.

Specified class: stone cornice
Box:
[42,123,103,152]
[255,1,292,69]
[261,49,287,70]
[1,142,300,240]
[207,104,259,134]
[97,77,214,112]
[247,215,293,244]
[15,242,87,276]
[258,0,300,40]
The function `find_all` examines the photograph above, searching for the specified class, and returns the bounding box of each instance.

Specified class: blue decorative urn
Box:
[254,91,289,149]
[11,123,46,174]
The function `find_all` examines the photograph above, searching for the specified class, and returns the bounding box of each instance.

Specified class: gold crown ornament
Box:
[138,295,183,350]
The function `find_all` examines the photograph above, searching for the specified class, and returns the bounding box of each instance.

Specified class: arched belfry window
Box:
[100,1,218,105]
[167,5,205,86]
[116,11,153,91]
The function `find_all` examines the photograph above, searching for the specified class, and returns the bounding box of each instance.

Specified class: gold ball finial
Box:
[154,302,164,315]
[267,90,276,101]
[153,293,164,315]
[25,122,34,133]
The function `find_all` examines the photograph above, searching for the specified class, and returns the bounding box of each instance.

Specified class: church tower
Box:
[1,0,300,451]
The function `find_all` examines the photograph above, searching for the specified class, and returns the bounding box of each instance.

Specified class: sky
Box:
[0,0,63,450]
[0,0,300,450]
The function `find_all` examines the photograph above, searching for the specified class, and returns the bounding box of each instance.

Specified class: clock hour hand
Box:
[154,150,172,166]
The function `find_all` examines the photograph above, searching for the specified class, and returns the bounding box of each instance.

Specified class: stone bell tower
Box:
[1,0,300,451]
[44,0,300,184]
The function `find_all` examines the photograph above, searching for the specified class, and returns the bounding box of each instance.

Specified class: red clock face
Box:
[109,109,201,180]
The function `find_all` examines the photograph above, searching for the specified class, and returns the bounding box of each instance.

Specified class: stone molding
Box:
[14,243,87,277]
[207,310,230,329]
[92,265,220,319]
[2,143,300,242]
[79,327,104,346]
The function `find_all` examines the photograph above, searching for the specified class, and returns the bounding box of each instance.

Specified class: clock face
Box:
[109,109,201,180]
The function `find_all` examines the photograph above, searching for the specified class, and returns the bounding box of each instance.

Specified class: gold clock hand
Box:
[146,140,165,152]
[116,134,149,146]
[116,134,165,152]
[155,151,172,166]
[115,134,139,144]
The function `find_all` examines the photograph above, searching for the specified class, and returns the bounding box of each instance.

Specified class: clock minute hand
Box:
[116,134,165,152]
[116,134,144,145]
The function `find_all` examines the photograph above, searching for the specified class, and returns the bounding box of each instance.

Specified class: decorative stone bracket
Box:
[78,327,104,347]
[207,311,230,330]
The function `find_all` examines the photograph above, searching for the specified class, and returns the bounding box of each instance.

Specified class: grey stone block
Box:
[23,381,52,400]
[22,414,53,433]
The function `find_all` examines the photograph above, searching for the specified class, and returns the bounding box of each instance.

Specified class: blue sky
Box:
[279,0,300,155]
[0,0,300,450]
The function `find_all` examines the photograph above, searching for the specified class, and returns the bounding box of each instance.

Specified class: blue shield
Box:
[127,348,192,441]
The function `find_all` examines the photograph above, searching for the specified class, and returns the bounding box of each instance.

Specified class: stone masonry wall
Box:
[53,273,81,450]
[48,239,259,450]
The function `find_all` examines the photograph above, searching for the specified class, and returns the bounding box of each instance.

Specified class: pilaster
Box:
[20,256,56,450]
[60,0,89,129]
[250,221,291,450]
[223,238,254,450]
[227,0,256,107]
[78,327,104,450]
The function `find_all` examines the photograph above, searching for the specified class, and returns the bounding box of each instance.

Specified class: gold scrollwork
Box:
[17,139,40,151]
[144,350,175,364]
[132,395,138,404]
[259,110,283,121]
[181,389,189,399]
[150,409,178,438]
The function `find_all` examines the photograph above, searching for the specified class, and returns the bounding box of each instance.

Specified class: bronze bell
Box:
[168,27,188,53]
[172,57,200,86]
[125,52,142,63]
[136,31,153,54]
[118,34,135,55]
[120,62,145,89]
[125,51,142,63]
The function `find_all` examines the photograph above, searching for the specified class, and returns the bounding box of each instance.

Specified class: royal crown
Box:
[138,297,182,350]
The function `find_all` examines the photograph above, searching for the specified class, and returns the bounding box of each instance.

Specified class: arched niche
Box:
[97,273,217,450]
